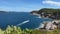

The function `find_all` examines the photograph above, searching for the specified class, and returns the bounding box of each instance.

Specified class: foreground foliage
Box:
[0,25,60,34]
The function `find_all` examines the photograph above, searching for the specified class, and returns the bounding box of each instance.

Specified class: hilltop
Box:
[31,8,60,20]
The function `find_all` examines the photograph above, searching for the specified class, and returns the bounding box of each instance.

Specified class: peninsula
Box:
[31,8,60,30]
[31,8,60,20]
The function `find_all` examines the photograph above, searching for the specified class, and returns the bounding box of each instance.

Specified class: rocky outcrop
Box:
[31,8,60,30]
[40,20,60,30]
[31,8,60,20]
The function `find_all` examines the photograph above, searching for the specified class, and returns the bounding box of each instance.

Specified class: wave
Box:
[16,20,30,26]
[35,22,46,29]
[35,21,52,29]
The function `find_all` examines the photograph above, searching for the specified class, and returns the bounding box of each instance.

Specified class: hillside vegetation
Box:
[0,25,60,34]
[31,8,60,19]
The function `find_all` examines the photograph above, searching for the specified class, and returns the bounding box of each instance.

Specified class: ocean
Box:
[0,12,52,29]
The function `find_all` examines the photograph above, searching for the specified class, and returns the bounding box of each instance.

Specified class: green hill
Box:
[31,8,60,20]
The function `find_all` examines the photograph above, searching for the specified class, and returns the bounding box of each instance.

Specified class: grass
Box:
[0,25,60,34]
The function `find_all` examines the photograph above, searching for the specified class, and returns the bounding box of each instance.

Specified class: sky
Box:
[0,0,60,12]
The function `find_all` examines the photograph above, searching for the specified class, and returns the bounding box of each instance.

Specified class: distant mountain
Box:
[0,11,6,13]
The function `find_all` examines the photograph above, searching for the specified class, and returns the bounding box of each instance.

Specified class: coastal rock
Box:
[40,20,60,30]
[31,8,60,20]
[31,8,60,30]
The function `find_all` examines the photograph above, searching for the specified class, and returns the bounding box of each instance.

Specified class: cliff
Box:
[31,8,60,20]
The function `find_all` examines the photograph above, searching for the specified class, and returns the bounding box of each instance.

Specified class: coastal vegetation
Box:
[0,8,60,34]
[30,8,60,34]
[31,8,60,20]
[0,25,60,34]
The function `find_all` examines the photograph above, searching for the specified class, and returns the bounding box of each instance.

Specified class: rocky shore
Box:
[40,20,60,30]
[31,8,60,20]
[31,8,60,30]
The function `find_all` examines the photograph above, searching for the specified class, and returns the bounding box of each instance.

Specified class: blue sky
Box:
[0,0,60,12]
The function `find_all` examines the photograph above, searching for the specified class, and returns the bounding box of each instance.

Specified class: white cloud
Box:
[42,0,60,6]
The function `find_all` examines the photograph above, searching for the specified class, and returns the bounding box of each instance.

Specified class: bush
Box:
[0,25,60,34]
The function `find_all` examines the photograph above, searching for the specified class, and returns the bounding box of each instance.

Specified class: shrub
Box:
[0,25,60,34]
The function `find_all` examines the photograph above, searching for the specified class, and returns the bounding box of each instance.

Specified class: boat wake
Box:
[16,20,30,26]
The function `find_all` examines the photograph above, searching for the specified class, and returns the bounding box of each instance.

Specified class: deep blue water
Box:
[0,12,52,29]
